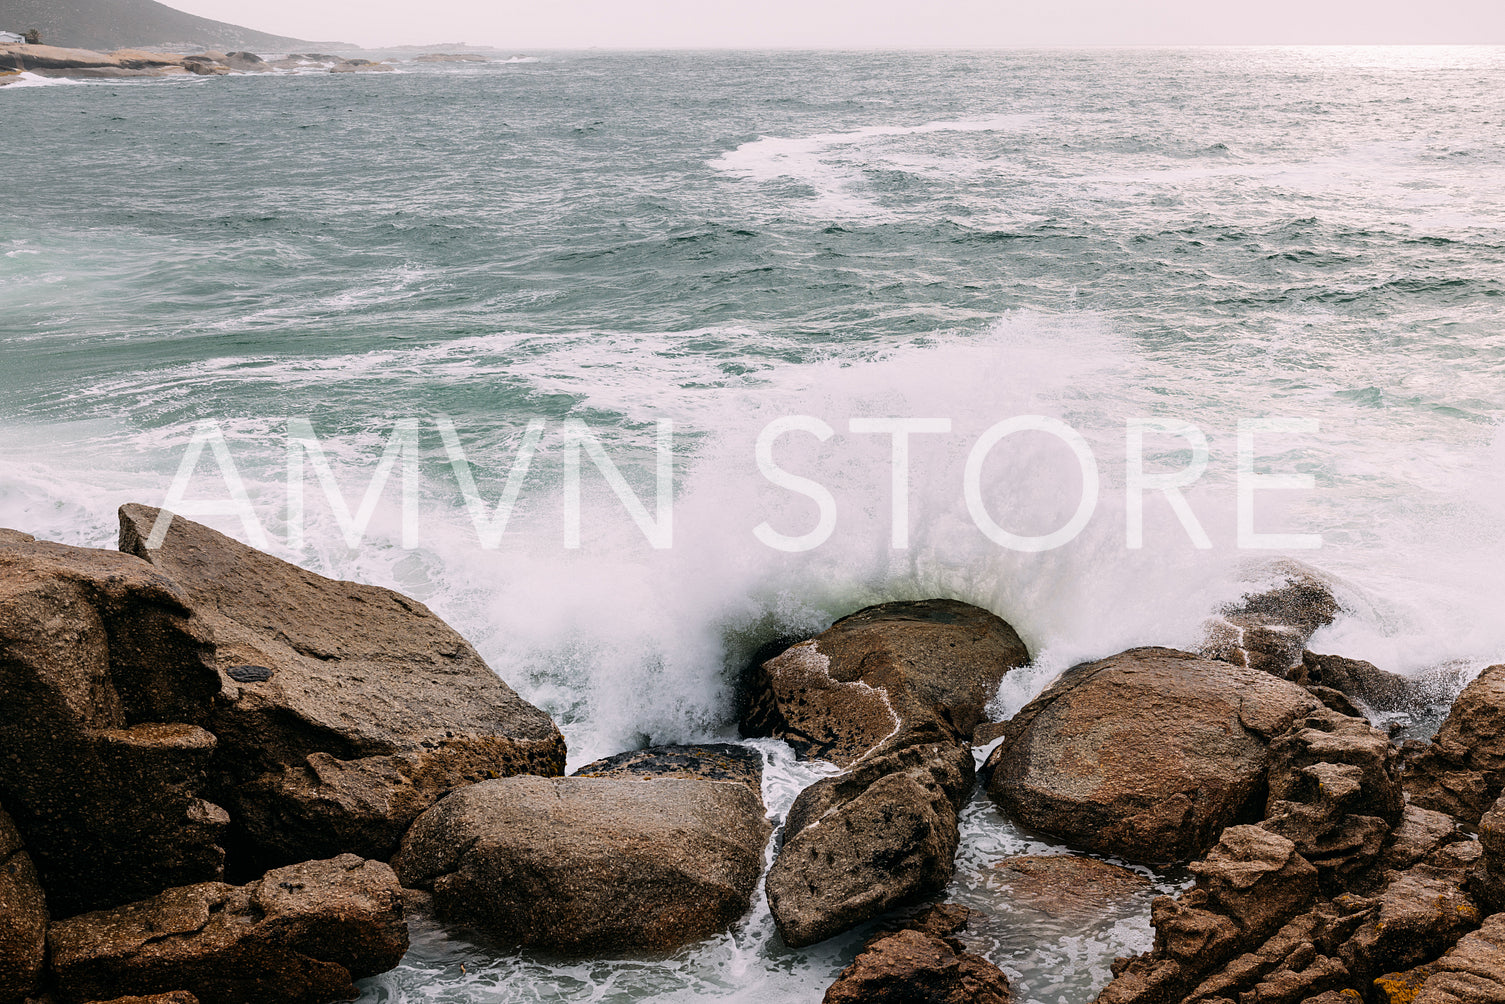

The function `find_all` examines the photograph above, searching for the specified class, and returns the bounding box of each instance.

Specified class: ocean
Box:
[3,46,1504,1002]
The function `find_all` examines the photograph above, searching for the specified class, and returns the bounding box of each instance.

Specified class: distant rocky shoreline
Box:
[0,44,491,82]
[1,507,1503,1003]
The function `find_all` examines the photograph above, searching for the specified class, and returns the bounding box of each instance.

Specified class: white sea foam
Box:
[710,114,1039,218]
[1,72,84,89]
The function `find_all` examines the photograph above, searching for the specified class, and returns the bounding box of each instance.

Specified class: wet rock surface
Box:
[767,740,974,947]
[48,855,407,1004]
[571,742,764,800]
[740,599,1029,766]
[1201,562,1341,677]
[119,504,566,869]
[986,855,1150,920]
[1404,663,1505,825]
[393,774,771,953]
[985,647,1320,864]
[823,904,1011,1004]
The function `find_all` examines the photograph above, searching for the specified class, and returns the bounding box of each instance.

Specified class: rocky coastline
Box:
[1,507,1503,1003]
[0,45,491,82]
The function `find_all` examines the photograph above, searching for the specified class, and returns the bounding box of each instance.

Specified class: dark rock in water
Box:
[0,804,47,1002]
[393,775,771,954]
[985,647,1320,865]
[0,532,227,915]
[330,59,394,73]
[986,854,1149,920]
[1403,663,1505,826]
[118,504,566,871]
[1378,912,1505,1004]
[902,901,973,939]
[1290,652,1423,713]
[766,740,973,948]
[82,993,201,1003]
[1260,708,1403,886]
[48,854,407,1004]
[222,51,266,71]
[571,742,763,800]
[1201,561,1341,677]
[822,928,1011,1004]
[740,599,1029,766]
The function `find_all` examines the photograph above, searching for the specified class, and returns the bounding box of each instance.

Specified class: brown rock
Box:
[1201,561,1341,677]
[118,504,565,869]
[985,647,1319,864]
[1407,912,1505,1004]
[108,49,187,68]
[1336,842,1482,983]
[822,928,1011,1004]
[571,743,763,800]
[1380,805,1458,873]
[48,855,406,1004]
[0,43,121,70]
[986,854,1149,919]
[1405,664,1505,825]
[393,775,770,954]
[1260,708,1403,885]
[1290,652,1449,714]
[0,533,226,915]
[83,995,200,1004]
[0,805,46,1003]
[740,599,1029,766]
[766,741,973,948]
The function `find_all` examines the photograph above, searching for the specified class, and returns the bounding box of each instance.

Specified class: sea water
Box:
[3,46,1504,1002]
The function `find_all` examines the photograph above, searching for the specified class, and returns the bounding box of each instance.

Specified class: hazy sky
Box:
[169,0,1505,49]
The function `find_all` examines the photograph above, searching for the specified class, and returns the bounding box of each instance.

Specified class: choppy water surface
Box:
[3,46,1503,1002]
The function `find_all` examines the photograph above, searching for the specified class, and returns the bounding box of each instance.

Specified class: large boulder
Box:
[0,805,46,1003]
[822,928,1011,1004]
[740,599,1029,766]
[985,647,1320,864]
[393,775,771,954]
[1201,561,1340,677]
[1404,663,1505,825]
[118,504,566,869]
[0,532,227,915]
[766,740,973,948]
[48,855,406,1004]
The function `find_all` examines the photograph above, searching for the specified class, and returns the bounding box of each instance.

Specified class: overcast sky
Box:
[168,0,1505,49]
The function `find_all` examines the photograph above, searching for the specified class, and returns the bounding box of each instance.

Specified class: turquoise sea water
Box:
[3,47,1505,1002]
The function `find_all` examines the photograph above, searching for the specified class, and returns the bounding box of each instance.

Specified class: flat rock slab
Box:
[985,647,1320,865]
[986,855,1150,920]
[571,743,764,800]
[118,504,566,867]
[48,855,406,1004]
[741,599,1029,766]
[394,775,771,954]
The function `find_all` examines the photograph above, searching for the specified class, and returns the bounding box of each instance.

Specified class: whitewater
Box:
[3,45,1505,1002]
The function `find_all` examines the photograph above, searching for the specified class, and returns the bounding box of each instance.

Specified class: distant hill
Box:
[0,0,351,52]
